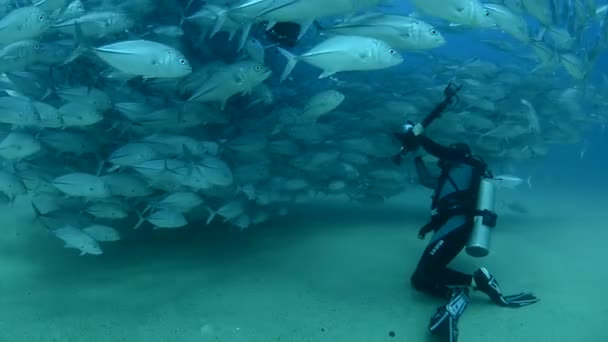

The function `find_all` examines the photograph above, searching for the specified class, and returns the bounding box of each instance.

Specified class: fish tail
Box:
[210,11,227,38]
[244,99,262,110]
[31,201,43,220]
[526,176,533,189]
[184,0,196,12]
[205,207,216,225]
[530,26,547,43]
[237,23,252,52]
[141,204,153,216]
[132,216,145,230]
[179,10,186,28]
[313,20,325,32]
[162,159,179,175]
[105,164,120,173]
[63,23,90,65]
[95,156,106,176]
[132,205,150,230]
[30,201,51,230]
[179,0,193,28]
[277,47,298,82]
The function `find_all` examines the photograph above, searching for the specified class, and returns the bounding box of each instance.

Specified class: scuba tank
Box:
[466,178,497,257]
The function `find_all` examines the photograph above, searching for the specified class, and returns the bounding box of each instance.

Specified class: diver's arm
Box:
[416,135,483,168]
[414,156,438,188]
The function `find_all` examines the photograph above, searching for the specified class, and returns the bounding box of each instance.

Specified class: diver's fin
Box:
[473,267,540,307]
[429,288,470,342]
[500,292,540,307]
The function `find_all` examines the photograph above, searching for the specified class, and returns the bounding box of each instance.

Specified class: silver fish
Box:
[52,173,111,198]
[82,224,121,242]
[146,207,188,229]
[277,35,403,81]
[52,225,103,256]
[92,40,192,78]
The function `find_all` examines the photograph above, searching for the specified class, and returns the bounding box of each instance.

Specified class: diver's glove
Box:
[429,287,470,342]
[473,267,540,307]
[394,130,417,149]
[394,121,423,150]
[392,121,425,164]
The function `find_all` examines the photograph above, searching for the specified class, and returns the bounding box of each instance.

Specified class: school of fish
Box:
[0,0,606,256]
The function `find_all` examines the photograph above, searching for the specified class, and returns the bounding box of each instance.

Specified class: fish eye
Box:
[389,49,395,54]
[179,58,186,64]
[254,65,262,71]
[431,29,437,35]
[34,43,40,49]
[484,10,490,16]
[38,15,45,21]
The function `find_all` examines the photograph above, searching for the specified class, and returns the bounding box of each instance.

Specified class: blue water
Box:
[2,1,608,342]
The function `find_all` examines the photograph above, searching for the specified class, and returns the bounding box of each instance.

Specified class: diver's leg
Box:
[411,216,473,298]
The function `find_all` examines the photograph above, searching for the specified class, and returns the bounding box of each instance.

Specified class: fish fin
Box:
[276,47,298,82]
[105,164,120,173]
[205,207,216,225]
[526,176,533,189]
[226,29,238,41]
[318,70,336,79]
[298,20,314,40]
[63,22,90,65]
[178,9,187,28]
[184,0,195,12]
[132,207,147,230]
[187,82,217,102]
[271,123,284,134]
[79,250,85,256]
[265,21,277,31]
[347,12,385,23]
[30,200,41,216]
[30,201,47,226]
[132,217,145,230]
[313,20,325,32]
[532,26,547,42]
[2,55,21,61]
[95,157,106,177]
[181,144,194,162]
[210,11,227,38]
[141,204,153,216]
[237,24,252,52]
[244,99,262,110]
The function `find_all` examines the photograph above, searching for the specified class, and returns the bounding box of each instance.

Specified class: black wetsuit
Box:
[409,135,489,299]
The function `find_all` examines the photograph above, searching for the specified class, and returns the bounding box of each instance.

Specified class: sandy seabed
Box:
[0,187,606,342]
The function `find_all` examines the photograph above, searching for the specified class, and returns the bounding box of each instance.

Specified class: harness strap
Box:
[418,207,472,239]
[418,208,499,240]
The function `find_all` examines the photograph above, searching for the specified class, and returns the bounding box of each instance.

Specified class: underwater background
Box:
[0,0,607,341]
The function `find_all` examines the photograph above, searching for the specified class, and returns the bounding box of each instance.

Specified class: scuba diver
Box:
[393,82,540,342]
[264,22,302,47]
